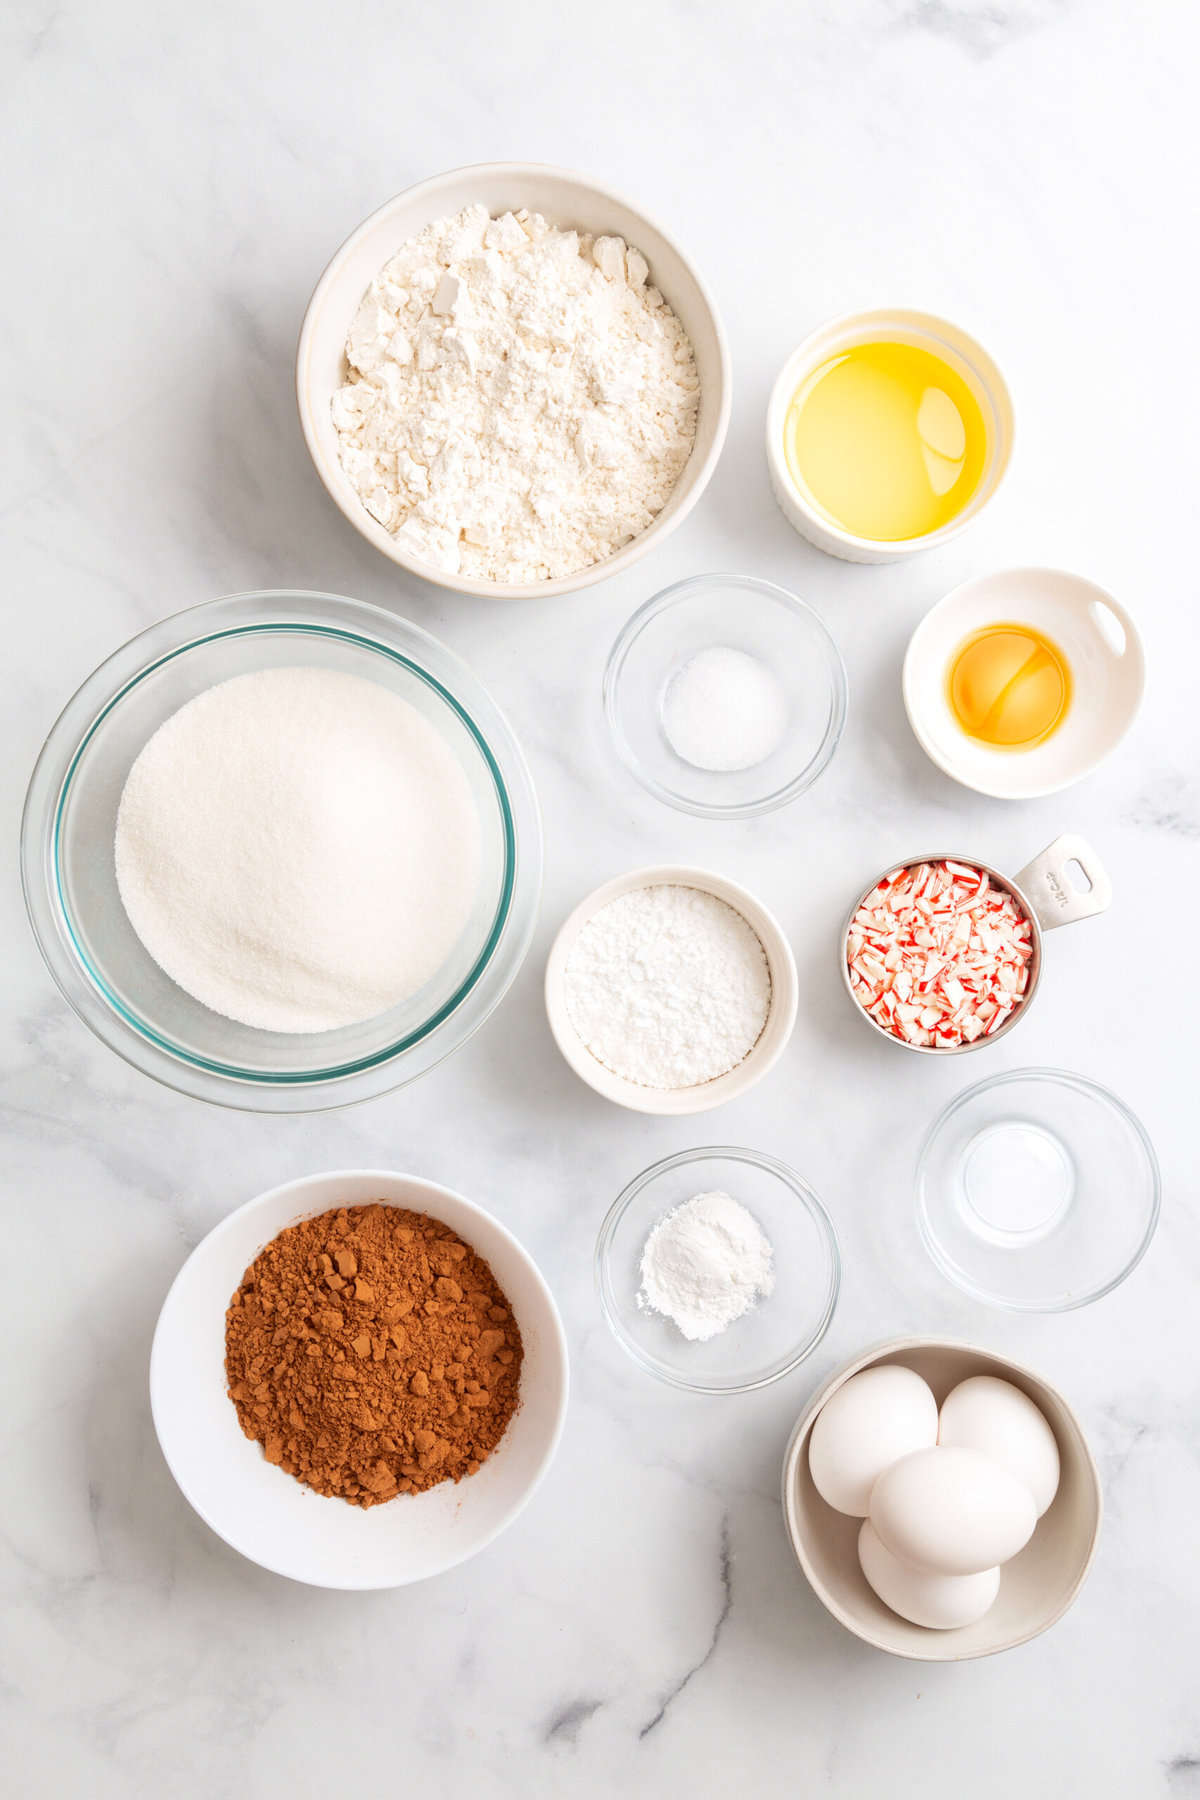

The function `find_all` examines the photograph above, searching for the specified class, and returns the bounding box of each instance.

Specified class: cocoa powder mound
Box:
[225,1203,523,1507]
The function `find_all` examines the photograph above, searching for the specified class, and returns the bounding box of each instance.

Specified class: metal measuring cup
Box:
[841,833,1112,1055]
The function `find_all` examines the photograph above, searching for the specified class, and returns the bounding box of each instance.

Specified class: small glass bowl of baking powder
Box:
[596,1147,840,1394]
[603,573,848,819]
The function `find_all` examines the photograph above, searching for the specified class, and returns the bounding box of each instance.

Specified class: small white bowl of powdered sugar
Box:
[297,163,730,599]
[544,865,798,1115]
[596,1147,840,1393]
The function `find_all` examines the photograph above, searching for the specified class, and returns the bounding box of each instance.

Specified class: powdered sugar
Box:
[563,884,771,1089]
[638,1190,776,1341]
[114,667,481,1034]
[331,204,700,582]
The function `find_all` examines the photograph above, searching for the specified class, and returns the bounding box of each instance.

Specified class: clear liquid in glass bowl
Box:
[916,1068,1160,1310]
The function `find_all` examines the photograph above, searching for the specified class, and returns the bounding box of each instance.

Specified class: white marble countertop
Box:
[5,1,1199,1793]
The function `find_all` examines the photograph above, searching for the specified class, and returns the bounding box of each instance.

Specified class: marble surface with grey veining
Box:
[3,2,1199,1794]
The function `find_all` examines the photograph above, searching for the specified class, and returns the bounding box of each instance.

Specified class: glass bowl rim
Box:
[20,589,543,1112]
[601,571,849,820]
[915,1065,1162,1312]
[595,1143,841,1393]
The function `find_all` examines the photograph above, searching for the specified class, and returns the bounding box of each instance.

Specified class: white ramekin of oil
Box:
[765,309,1014,564]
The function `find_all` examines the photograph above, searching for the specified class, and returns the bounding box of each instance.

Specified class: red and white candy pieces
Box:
[846,859,1034,1049]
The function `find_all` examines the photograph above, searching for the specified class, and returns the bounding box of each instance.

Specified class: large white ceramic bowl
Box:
[782,1337,1102,1661]
[297,162,731,599]
[150,1170,568,1589]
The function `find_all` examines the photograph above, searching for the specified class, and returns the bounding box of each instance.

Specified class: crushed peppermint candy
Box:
[846,859,1034,1049]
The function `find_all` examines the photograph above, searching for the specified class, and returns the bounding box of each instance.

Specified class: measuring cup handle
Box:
[1014,834,1113,932]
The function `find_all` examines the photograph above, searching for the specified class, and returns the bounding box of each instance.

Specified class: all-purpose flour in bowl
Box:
[331,205,700,583]
[114,666,482,1033]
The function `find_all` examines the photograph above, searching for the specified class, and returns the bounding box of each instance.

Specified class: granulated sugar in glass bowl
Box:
[113,664,485,1035]
[21,591,542,1112]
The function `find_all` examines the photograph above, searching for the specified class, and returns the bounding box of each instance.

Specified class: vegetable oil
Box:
[783,340,988,541]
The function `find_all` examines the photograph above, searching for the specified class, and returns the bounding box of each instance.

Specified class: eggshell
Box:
[857,1520,1000,1630]
[939,1375,1061,1517]
[869,1445,1037,1575]
[808,1364,939,1517]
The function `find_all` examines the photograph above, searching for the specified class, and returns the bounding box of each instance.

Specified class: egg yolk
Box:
[947,623,1071,749]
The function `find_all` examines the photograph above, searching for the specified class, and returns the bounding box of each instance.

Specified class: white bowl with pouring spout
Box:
[903,567,1146,798]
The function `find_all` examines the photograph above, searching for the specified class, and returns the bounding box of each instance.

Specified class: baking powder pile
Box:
[114,666,481,1033]
[331,204,700,582]
[563,884,771,1089]
[638,1190,775,1341]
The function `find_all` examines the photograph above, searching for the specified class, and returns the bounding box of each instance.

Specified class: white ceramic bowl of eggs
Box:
[782,1338,1101,1661]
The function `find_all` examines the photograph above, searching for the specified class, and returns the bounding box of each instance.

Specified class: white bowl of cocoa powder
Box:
[150,1169,568,1588]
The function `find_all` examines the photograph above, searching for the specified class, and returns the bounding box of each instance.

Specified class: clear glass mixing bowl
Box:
[916,1067,1161,1310]
[20,591,542,1111]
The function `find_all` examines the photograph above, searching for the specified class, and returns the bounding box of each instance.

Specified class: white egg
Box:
[870,1444,1037,1576]
[808,1364,938,1516]
[939,1376,1061,1517]
[858,1520,1000,1630]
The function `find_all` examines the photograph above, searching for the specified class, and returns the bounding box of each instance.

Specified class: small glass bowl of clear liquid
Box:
[916,1068,1160,1311]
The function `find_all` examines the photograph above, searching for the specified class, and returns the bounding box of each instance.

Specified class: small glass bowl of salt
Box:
[595,1147,840,1393]
[603,573,848,819]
